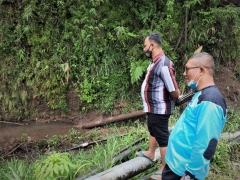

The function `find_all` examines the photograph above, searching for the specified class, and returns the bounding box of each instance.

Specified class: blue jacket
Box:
[165,85,227,180]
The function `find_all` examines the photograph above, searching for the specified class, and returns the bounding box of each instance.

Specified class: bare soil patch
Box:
[214,66,240,109]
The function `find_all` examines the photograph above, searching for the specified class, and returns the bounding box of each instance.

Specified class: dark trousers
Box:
[162,164,182,180]
[162,164,198,180]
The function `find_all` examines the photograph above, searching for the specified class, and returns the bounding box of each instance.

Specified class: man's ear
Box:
[200,66,206,75]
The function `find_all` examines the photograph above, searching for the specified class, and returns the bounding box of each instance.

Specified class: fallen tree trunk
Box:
[81,110,146,129]
[82,148,160,180]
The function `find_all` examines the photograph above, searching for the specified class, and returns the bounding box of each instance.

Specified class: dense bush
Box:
[0,0,239,120]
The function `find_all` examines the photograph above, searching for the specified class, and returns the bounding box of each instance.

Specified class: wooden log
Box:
[81,110,146,129]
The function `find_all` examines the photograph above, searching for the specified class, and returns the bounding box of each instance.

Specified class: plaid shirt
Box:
[141,53,179,114]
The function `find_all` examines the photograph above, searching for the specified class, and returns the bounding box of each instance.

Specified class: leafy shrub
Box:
[211,139,230,172]
[34,152,77,180]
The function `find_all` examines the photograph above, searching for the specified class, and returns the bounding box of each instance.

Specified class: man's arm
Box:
[170,89,180,101]
[161,66,180,99]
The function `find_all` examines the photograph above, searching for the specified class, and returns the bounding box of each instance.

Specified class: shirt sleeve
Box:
[185,101,225,179]
[161,66,179,92]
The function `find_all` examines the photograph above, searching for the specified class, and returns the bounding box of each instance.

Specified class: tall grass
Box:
[0,157,34,180]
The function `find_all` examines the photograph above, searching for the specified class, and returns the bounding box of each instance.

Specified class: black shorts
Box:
[162,164,182,180]
[147,113,170,147]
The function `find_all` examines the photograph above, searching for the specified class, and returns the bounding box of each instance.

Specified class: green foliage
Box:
[19,133,28,142]
[68,128,83,142]
[211,139,230,172]
[46,135,59,148]
[0,158,33,180]
[86,128,101,140]
[130,60,149,84]
[223,108,240,133]
[168,106,182,126]
[0,0,240,120]
[34,152,77,180]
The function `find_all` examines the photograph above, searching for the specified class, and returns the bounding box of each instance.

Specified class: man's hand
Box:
[180,176,185,180]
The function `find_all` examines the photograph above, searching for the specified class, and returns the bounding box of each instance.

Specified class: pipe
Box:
[81,148,160,180]
[57,134,128,152]
[0,121,24,126]
[77,145,141,180]
[220,131,240,139]
[77,138,145,180]
[81,110,146,129]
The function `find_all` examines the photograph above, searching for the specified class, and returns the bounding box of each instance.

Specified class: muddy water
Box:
[0,121,75,148]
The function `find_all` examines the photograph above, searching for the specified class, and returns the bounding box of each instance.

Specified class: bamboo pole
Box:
[81,110,146,129]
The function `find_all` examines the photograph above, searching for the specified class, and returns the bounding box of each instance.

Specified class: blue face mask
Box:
[187,69,202,89]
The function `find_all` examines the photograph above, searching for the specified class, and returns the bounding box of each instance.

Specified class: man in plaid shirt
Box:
[136,32,180,180]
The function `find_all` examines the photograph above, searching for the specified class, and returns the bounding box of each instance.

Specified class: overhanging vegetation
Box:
[0,0,239,120]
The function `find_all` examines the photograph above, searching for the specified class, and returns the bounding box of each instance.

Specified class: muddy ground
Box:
[0,66,240,160]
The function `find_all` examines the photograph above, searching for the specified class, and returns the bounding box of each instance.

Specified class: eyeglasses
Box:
[184,66,211,73]
[184,66,200,73]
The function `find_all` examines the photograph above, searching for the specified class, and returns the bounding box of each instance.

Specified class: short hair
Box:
[147,32,162,46]
[190,52,215,74]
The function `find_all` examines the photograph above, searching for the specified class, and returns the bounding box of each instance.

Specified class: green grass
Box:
[0,157,34,180]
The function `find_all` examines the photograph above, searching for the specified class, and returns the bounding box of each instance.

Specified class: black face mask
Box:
[145,44,153,59]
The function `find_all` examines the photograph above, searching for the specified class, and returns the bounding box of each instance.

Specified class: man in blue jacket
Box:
[163,52,227,180]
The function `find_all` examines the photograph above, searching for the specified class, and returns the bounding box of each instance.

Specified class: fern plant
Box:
[130,59,149,84]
